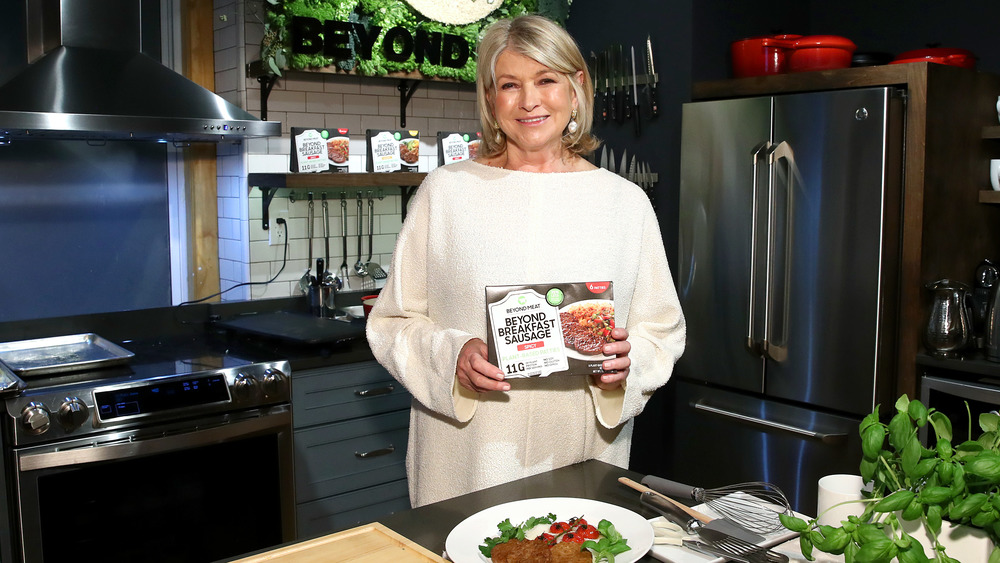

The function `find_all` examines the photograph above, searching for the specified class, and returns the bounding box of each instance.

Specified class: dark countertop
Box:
[378,459,662,562]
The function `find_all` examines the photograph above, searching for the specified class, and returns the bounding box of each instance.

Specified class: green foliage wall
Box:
[262,0,573,82]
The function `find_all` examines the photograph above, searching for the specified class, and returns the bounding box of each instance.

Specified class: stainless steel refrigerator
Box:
[667,87,904,514]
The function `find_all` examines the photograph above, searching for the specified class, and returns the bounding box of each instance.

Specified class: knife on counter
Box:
[645,35,659,118]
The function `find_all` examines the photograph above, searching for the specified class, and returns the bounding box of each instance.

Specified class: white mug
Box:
[817,474,866,526]
[990,159,1000,191]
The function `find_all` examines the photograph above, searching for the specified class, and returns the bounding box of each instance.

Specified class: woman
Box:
[366,14,685,508]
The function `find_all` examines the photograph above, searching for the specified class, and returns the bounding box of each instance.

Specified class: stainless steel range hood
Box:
[0,0,280,143]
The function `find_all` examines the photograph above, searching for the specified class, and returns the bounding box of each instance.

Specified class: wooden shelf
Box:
[248,172,426,189]
[980,190,1000,204]
[249,173,426,230]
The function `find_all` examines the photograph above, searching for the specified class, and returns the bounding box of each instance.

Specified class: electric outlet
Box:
[269,212,288,246]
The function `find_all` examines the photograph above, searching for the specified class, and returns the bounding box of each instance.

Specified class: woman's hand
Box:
[593,326,630,390]
[456,338,510,393]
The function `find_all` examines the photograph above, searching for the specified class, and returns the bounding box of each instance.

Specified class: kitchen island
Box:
[378,459,663,562]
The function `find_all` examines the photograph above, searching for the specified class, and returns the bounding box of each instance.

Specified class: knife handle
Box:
[601,91,609,122]
[618,477,712,523]
[649,84,659,117]
[609,90,617,122]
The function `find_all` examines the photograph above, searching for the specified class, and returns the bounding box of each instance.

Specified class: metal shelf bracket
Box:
[398,80,420,128]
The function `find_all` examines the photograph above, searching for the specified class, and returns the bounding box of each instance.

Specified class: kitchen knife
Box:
[598,146,608,170]
[623,47,633,122]
[619,477,765,544]
[645,35,659,117]
[619,149,628,179]
[615,44,626,123]
[606,49,616,123]
[607,147,616,174]
[631,45,640,136]
[589,51,600,117]
[629,155,638,185]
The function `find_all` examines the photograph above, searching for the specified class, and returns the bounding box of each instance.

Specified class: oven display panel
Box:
[94,374,230,420]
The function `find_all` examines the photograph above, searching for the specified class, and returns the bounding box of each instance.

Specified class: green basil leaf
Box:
[982,412,1000,433]
[966,454,1000,483]
[907,399,928,427]
[989,545,1000,563]
[956,439,985,453]
[856,523,889,543]
[855,537,897,563]
[949,492,988,520]
[874,490,916,512]
[928,411,954,443]
[901,497,924,521]
[914,458,938,479]
[780,513,810,532]
[937,459,954,483]
[861,408,881,435]
[972,509,998,527]
[815,527,852,553]
[895,395,911,414]
[799,533,815,561]
[896,535,931,563]
[917,486,953,505]
[845,540,860,563]
[861,457,878,483]
[936,439,954,462]
[862,425,886,460]
[926,504,942,535]
[889,412,915,452]
[901,436,921,476]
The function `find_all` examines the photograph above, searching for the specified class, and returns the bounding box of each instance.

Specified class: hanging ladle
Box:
[354,193,369,278]
[298,193,315,293]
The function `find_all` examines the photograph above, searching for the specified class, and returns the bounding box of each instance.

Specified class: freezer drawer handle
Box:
[746,141,770,356]
[355,444,395,459]
[693,400,847,444]
[355,384,395,398]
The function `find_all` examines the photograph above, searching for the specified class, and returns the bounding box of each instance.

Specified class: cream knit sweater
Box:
[365,160,686,507]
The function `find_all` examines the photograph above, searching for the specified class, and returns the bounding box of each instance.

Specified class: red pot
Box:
[890,47,976,69]
[730,34,855,78]
[730,35,802,78]
[785,35,856,72]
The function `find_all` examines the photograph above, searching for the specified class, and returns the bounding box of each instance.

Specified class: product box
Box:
[437,131,482,166]
[486,281,614,378]
[290,127,350,173]
[366,129,419,173]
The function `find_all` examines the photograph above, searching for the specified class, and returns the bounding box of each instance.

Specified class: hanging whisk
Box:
[641,475,793,535]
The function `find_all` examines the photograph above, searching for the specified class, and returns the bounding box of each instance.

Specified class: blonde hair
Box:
[476,15,599,159]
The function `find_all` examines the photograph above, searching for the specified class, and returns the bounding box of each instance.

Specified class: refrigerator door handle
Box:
[692,400,847,444]
[746,141,770,355]
[762,141,795,363]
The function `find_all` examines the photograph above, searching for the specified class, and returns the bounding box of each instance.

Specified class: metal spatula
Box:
[365,195,387,280]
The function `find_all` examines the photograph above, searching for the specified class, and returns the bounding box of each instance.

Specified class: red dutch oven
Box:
[731,34,856,77]
[730,35,801,78]
[890,47,976,69]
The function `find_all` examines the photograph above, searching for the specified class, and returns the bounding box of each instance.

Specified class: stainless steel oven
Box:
[920,373,1000,444]
[4,355,295,562]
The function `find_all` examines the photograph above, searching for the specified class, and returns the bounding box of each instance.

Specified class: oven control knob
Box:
[57,397,90,431]
[261,368,286,398]
[20,402,51,434]
[233,372,259,401]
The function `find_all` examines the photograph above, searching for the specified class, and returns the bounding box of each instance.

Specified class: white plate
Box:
[559,299,614,361]
[445,497,653,563]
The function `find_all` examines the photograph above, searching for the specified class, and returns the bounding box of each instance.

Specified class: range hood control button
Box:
[233,372,259,401]
[20,402,51,435]
[57,397,90,431]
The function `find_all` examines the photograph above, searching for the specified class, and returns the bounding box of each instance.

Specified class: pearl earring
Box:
[494,120,503,143]
[567,109,579,134]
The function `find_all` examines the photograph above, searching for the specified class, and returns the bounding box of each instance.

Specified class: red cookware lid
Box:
[895,47,975,60]
[792,35,857,50]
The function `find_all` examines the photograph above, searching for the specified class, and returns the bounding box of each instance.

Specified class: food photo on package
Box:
[486,282,614,378]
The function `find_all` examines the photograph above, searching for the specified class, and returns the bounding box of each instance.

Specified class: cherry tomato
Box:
[561,532,586,544]
[576,524,600,539]
[538,533,556,545]
[568,517,588,529]
[550,522,571,534]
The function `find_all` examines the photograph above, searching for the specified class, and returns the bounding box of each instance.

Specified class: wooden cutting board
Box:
[232,523,448,562]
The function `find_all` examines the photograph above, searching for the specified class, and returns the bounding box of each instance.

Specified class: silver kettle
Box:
[925,279,973,358]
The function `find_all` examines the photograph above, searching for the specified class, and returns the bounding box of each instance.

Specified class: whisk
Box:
[641,475,793,535]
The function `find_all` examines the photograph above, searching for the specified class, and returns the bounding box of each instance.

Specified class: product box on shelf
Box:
[436,131,481,166]
[366,130,419,173]
[290,127,350,173]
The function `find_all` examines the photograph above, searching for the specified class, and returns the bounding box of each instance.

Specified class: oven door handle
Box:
[18,410,291,472]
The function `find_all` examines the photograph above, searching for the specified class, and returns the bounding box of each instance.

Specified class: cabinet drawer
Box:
[296,479,411,538]
[295,409,409,503]
[293,361,412,428]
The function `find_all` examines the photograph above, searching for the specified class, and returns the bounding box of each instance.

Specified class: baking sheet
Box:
[0,333,134,377]
[216,311,366,345]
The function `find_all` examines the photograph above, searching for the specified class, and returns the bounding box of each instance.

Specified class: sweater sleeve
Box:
[364,173,479,422]
[589,196,686,428]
